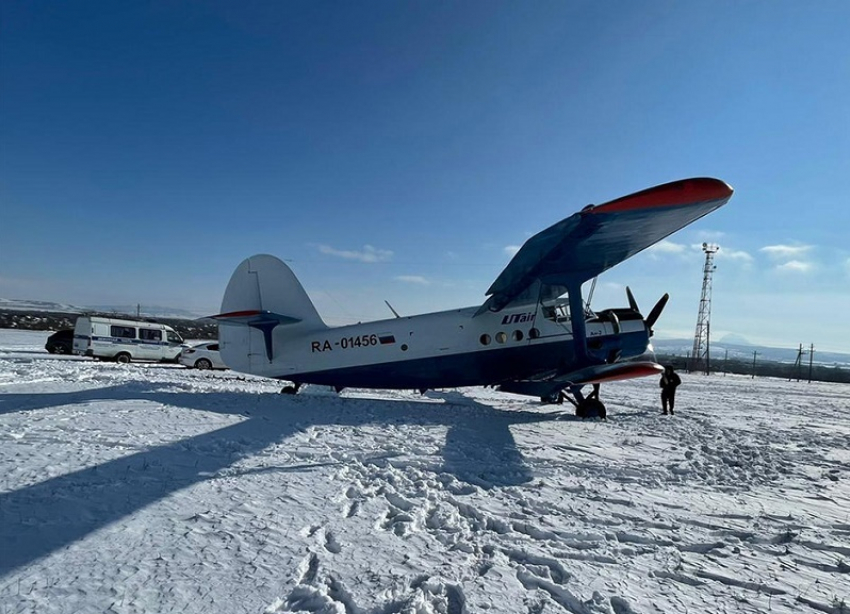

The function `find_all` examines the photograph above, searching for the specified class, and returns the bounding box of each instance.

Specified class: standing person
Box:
[660,365,681,415]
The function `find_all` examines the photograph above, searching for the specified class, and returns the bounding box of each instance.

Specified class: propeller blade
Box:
[626,286,639,312]
[646,293,670,330]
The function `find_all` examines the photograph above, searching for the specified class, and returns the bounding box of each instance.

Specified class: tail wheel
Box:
[195,358,213,370]
[115,353,131,364]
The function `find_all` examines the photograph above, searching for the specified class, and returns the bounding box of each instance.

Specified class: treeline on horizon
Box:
[658,354,850,385]
[0,309,218,341]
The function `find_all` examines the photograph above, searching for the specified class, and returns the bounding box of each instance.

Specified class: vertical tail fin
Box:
[213,255,326,368]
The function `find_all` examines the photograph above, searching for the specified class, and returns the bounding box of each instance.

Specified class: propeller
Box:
[625,287,669,335]
[626,286,639,313]
[645,293,669,331]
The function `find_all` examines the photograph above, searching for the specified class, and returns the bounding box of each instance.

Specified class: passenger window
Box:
[512,330,524,341]
[479,334,491,346]
[110,326,136,339]
[495,332,507,344]
[139,329,162,341]
[529,328,540,339]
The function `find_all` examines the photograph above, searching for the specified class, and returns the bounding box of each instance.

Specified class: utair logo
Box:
[501,312,535,326]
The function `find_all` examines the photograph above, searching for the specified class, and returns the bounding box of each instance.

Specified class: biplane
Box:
[213,177,733,417]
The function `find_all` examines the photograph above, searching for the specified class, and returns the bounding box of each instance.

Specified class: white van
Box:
[73,316,185,363]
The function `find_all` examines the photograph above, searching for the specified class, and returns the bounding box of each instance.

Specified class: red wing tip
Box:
[593,177,733,214]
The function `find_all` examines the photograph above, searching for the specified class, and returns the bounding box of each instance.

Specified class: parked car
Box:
[179,342,227,370]
[45,329,75,354]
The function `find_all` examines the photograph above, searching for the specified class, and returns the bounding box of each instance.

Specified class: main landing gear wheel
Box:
[574,383,606,419]
[554,383,607,419]
[576,397,606,419]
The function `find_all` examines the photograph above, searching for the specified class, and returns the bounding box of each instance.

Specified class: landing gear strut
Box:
[551,383,607,419]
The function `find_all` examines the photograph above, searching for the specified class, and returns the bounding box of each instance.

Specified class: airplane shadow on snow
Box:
[0,382,560,576]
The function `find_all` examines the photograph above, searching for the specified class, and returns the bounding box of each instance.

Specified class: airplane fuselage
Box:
[215,178,733,402]
[220,301,651,390]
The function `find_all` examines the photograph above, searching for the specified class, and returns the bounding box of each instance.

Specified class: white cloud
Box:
[760,244,812,259]
[776,260,812,273]
[318,244,393,263]
[394,275,429,285]
[715,248,753,262]
[504,245,521,257]
[648,240,686,254]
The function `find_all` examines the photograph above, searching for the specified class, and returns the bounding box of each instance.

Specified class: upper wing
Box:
[479,177,733,313]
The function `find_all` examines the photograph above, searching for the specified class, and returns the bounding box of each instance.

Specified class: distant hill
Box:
[717,333,752,346]
[0,298,217,340]
[85,304,208,320]
[0,298,206,320]
[0,298,85,314]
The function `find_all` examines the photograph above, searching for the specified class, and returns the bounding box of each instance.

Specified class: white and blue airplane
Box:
[212,177,733,417]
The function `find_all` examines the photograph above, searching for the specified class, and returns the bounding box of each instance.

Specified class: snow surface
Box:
[1,329,848,614]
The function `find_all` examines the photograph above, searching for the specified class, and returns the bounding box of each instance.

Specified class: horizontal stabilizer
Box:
[210,310,301,361]
[210,309,301,326]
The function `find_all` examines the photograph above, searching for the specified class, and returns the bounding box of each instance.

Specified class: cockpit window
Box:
[542,303,570,323]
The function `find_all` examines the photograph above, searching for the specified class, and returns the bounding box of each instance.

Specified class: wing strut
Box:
[567,280,590,363]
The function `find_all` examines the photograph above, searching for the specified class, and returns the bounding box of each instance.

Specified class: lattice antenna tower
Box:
[691,243,719,374]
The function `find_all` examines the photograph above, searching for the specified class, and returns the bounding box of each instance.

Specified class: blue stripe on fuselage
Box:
[279,330,648,389]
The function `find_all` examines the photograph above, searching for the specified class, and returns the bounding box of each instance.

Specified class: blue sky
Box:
[1,1,848,351]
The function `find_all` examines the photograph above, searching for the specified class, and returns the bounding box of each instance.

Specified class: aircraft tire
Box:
[577,398,606,419]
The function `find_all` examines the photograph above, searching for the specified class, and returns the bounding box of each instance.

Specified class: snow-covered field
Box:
[1,329,848,614]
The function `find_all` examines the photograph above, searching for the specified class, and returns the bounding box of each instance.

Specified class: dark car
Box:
[45,329,74,354]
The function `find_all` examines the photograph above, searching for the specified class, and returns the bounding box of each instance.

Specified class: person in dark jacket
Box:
[660,365,681,415]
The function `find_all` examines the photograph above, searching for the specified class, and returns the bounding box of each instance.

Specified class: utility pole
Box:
[808,343,814,383]
[792,344,815,382]
[751,350,759,379]
[792,344,806,381]
[691,243,719,374]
